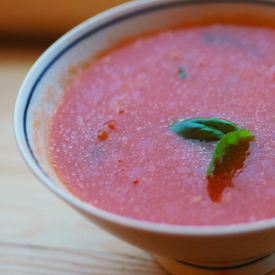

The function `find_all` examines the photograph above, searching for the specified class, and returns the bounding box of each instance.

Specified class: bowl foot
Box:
[154,253,275,275]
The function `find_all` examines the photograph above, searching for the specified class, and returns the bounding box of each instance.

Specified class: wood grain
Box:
[0,242,166,275]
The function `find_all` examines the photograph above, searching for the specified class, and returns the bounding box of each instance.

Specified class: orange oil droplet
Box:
[119,110,125,114]
[97,130,108,141]
[103,120,116,129]
[198,61,204,67]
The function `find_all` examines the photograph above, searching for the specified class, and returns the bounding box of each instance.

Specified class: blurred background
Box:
[0,0,128,46]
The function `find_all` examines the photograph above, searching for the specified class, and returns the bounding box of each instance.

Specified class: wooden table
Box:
[0,42,167,275]
[2,42,275,275]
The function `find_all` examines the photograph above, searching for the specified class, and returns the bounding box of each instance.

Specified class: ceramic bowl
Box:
[14,1,275,274]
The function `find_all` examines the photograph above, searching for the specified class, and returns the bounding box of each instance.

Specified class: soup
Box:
[48,25,275,225]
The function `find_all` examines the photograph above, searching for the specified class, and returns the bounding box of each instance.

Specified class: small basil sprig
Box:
[178,67,186,79]
[169,118,254,176]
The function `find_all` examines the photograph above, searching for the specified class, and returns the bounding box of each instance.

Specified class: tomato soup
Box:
[48,25,275,225]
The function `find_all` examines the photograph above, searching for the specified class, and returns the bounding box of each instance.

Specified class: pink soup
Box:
[48,25,275,226]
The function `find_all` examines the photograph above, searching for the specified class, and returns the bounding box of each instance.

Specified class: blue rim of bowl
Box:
[16,0,275,234]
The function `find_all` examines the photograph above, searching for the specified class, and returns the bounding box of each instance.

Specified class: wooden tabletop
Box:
[0,42,168,275]
[3,41,275,275]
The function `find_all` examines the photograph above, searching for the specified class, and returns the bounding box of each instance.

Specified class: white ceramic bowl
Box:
[13,0,275,274]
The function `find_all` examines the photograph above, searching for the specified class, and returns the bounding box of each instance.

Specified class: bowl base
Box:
[154,253,275,275]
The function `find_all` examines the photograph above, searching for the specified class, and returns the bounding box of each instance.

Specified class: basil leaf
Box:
[207,135,252,202]
[178,67,186,79]
[169,118,239,141]
[206,129,254,176]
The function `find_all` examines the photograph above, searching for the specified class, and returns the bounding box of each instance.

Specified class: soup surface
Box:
[48,25,275,225]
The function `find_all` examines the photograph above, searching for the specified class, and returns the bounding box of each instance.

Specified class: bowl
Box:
[14,0,275,274]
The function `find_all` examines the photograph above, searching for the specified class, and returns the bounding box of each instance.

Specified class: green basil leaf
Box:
[207,135,252,202]
[206,129,254,176]
[178,67,186,79]
[169,118,239,141]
